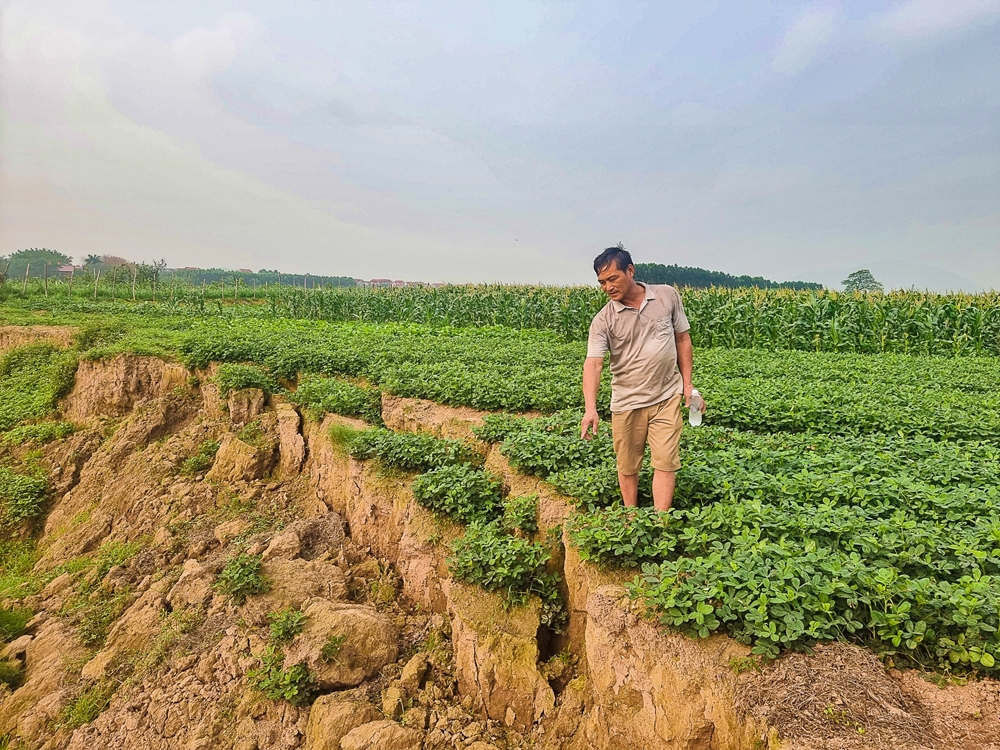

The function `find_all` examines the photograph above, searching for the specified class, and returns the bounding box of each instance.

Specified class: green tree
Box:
[842,269,884,293]
[4,249,72,278]
[83,255,103,267]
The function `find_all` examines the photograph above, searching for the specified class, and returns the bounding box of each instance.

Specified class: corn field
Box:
[1,275,997,356]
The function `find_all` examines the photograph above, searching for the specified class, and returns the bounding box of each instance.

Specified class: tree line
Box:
[0,250,355,289]
[634,262,823,290]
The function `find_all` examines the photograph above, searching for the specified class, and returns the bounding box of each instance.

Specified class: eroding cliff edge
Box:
[1,335,997,750]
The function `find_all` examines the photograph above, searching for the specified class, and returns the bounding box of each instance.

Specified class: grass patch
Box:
[59,681,117,728]
[0,540,42,600]
[179,439,220,476]
[0,421,75,447]
[0,660,24,690]
[61,588,132,648]
[0,606,32,642]
[133,608,204,675]
[235,421,271,450]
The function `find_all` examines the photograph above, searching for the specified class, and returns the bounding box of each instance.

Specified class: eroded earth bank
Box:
[2,334,1000,750]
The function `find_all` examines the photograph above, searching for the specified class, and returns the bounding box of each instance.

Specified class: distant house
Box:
[370,278,393,288]
[239,268,252,273]
[57,265,77,276]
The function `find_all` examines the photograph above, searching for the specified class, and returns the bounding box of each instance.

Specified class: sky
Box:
[1,1,997,290]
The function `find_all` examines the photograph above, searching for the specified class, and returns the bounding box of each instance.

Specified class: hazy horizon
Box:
[2,1,998,292]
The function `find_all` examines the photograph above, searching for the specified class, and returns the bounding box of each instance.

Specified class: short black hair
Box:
[593,243,633,275]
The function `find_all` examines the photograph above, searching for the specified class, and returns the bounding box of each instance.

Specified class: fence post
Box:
[22,264,30,294]
[131,264,138,301]
[44,263,49,297]
[68,267,74,296]
[94,269,101,300]
[0,261,9,289]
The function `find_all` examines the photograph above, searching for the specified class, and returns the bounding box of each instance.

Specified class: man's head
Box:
[593,244,636,302]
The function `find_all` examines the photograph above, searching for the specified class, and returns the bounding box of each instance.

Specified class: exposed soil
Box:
[1,348,998,750]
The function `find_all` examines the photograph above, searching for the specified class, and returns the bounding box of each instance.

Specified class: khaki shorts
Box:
[611,394,683,475]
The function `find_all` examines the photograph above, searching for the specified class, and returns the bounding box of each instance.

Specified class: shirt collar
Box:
[610,282,656,312]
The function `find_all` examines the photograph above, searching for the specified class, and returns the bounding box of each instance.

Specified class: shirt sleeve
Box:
[671,287,691,334]
[586,312,610,358]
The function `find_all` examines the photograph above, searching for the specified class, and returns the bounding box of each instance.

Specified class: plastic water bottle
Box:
[688,389,704,427]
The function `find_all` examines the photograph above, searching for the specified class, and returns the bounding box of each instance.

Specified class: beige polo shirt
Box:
[586,283,690,413]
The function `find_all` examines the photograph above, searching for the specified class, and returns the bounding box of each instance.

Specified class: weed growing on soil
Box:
[248,645,314,705]
[179,439,220,476]
[320,634,346,664]
[268,607,307,644]
[214,553,270,604]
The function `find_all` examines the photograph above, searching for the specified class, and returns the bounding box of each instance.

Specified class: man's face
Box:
[597,262,635,301]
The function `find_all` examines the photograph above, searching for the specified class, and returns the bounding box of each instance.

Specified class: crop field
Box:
[2,284,1000,675]
[1,280,999,355]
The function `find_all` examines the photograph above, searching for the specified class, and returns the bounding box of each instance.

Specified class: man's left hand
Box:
[683,385,706,413]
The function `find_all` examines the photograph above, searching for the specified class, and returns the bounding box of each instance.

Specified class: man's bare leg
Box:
[618,472,639,507]
[652,470,676,512]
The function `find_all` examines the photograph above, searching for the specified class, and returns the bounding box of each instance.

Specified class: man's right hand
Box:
[581,410,600,440]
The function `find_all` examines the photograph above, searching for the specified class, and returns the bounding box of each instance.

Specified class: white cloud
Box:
[869,0,1000,41]
[171,13,258,80]
[771,5,841,75]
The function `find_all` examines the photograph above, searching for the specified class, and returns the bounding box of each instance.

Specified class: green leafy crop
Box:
[502,495,538,534]
[411,464,503,525]
[291,375,383,425]
[0,343,77,431]
[214,363,278,397]
[348,428,479,473]
[0,468,47,534]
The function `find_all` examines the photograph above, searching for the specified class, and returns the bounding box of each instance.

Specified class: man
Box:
[580,245,700,511]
